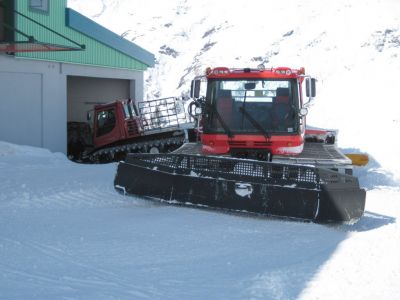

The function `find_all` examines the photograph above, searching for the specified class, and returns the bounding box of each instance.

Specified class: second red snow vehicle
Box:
[114,66,367,223]
[67,97,195,162]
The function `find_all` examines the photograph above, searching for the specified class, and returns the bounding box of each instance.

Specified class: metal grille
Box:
[254,141,273,146]
[228,141,273,147]
[228,141,247,146]
[127,153,321,186]
[297,143,346,160]
[126,119,140,136]
[125,153,361,189]
[137,97,192,131]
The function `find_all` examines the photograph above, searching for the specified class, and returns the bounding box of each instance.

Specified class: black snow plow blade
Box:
[114,153,366,223]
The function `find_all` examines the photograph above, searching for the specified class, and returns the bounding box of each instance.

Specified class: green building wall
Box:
[14,0,148,71]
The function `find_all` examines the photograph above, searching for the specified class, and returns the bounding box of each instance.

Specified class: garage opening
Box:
[66,76,131,159]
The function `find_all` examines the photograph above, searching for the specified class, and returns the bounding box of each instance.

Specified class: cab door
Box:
[93,105,121,148]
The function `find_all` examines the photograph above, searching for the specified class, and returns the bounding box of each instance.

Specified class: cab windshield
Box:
[204,79,299,135]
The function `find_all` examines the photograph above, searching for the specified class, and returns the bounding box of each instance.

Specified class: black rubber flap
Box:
[115,154,366,222]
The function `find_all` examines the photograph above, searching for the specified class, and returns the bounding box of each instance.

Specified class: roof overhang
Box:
[66,8,155,67]
[0,41,84,53]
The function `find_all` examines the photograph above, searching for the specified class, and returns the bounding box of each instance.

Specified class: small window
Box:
[123,103,130,119]
[96,109,116,137]
[29,0,49,13]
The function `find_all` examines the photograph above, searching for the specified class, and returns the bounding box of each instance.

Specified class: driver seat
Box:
[216,90,233,126]
[272,88,292,129]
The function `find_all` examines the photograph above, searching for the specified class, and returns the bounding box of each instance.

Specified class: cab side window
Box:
[96,109,116,137]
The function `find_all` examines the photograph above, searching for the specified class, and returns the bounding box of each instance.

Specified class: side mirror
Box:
[244,82,256,90]
[191,80,201,99]
[194,107,202,115]
[306,78,316,98]
[188,100,203,119]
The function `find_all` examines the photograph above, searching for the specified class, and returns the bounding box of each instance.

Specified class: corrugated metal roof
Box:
[66,9,155,68]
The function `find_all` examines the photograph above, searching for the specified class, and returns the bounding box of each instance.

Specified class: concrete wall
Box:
[0,54,144,154]
[67,76,130,123]
[0,71,43,147]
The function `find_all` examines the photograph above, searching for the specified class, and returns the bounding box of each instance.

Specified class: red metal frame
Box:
[206,66,305,81]
[201,133,304,155]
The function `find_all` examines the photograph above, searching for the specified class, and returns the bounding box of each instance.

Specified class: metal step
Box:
[273,143,353,172]
[173,142,353,171]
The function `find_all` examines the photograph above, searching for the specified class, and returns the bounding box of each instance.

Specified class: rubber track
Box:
[84,136,185,162]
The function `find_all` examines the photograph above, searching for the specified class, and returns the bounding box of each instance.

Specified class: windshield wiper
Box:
[239,106,271,140]
[211,105,234,138]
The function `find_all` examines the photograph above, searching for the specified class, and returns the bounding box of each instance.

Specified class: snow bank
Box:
[0,141,128,210]
[0,141,64,158]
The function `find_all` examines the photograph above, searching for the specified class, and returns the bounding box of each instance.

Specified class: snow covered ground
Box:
[0,143,399,299]
[1,141,399,299]
[1,0,400,299]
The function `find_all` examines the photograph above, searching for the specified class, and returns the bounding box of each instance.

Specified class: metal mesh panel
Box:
[128,153,321,185]
[137,97,192,131]
[130,153,358,186]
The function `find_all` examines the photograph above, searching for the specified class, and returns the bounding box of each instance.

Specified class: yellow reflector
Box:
[345,154,369,166]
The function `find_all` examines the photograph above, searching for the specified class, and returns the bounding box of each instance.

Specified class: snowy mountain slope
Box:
[67,0,400,180]
[0,141,399,299]
[67,0,400,93]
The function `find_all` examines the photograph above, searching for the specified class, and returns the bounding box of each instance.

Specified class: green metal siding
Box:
[14,0,148,71]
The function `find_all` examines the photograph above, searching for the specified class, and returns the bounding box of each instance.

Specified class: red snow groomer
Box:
[114,66,368,223]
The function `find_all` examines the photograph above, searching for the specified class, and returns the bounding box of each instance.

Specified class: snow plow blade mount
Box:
[114,153,366,223]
